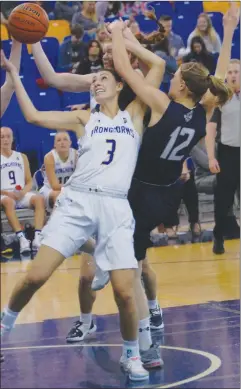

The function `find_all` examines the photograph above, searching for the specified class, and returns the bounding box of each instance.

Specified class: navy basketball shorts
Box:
[128,179,182,261]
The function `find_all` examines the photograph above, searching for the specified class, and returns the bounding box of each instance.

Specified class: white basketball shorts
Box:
[41,187,138,271]
[39,186,52,208]
[1,192,36,209]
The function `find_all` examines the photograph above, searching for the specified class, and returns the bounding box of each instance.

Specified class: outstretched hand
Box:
[223,2,240,30]
[1,50,17,73]
[106,18,126,34]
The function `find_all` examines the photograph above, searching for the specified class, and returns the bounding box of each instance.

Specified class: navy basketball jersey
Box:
[134,101,206,186]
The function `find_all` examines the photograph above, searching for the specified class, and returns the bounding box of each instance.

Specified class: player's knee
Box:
[24,269,48,289]
[31,194,45,208]
[142,260,150,275]
[112,275,135,307]
[1,196,15,210]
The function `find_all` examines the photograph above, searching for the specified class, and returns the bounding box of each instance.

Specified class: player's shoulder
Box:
[44,150,55,163]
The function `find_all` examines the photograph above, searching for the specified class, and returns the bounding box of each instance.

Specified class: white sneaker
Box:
[91,266,110,291]
[19,236,31,254]
[120,355,149,381]
[32,234,41,251]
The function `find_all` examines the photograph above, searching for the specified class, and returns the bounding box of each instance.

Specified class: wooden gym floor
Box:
[1,239,240,388]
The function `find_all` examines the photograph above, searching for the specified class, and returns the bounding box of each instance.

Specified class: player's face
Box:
[91,71,122,103]
[168,68,184,100]
[226,63,240,91]
[55,133,71,153]
[1,128,13,151]
[102,45,114,69]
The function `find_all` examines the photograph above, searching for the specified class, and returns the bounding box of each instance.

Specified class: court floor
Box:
[1,240,240,388]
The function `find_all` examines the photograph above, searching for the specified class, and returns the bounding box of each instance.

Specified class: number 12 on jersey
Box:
[102,139,116,165]
[160,126,195,161]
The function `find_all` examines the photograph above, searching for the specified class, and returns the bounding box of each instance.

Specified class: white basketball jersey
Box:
[42,148,76,188]
[1,151,25,191]
[67,110,141,193]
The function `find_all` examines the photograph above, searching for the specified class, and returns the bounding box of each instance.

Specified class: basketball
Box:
[8,3,49,44]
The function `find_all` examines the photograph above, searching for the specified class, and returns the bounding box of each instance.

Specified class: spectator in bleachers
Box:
[96,24,111,48]
[105,2,122,18]
[96,1,108,23]
[54,1,80,22]
[72,1,98,33]
[73,39,103,75]
[0,127,45,254]
[58,24,87,72]
[120,1,147,18]
[153,36,177,93]
[39,132,77,209]
[183,36,216,74]
[187,13,222,54]
[159,15,185,59]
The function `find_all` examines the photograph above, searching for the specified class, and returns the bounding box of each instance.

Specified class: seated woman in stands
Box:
[0,127,45,254]
[39,132,77,210]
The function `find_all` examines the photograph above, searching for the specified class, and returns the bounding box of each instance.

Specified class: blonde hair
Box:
[194,13,218,44]
[229,59,240,65]
[181,62,233,106]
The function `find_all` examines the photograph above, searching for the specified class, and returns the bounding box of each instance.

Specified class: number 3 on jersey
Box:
[160,126,195,161]
[102,139,116,165]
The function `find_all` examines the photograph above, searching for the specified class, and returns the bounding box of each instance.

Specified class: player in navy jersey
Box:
[109,3,239,329]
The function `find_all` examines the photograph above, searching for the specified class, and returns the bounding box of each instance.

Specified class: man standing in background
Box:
[206,59,240,254]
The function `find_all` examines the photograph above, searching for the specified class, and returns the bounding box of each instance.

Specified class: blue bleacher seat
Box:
[146,1,174,18]
[207,12,223,40]
[135,15,158,33]
[231,41,240,59]
[172,14,196,46]
[61,91,90,110]
[21,37,59,78]
[174,1,203,18]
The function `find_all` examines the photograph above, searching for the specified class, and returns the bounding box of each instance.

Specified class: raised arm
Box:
[1,39,22,117]
[1,51,89,137]
[32,42,94,92]
[201,3,240,115]
[111,22,170,115]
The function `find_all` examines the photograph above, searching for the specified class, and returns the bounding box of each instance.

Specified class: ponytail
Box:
[208,75,233,106]
[135,7,165,44]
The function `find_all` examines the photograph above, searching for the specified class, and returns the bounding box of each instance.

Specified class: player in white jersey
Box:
[1,37,164,380]
[29,26,165,368]
[0,127,45,253]
[40,132,77,209]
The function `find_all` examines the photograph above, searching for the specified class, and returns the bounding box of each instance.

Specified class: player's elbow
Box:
[26,111,41,125]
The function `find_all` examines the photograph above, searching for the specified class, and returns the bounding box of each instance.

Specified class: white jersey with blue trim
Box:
[66,110,141,193]
[1,151,25,191]
[42,148,76,188]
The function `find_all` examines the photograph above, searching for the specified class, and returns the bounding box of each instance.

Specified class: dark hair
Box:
[190,36,208,54]
[153,36,170,56]
[97,68,123,83]
[159,14,172,22]
[87,39,103,59]
[135,7,165,44]
[70,24,84,39]
[181,62,233,105]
